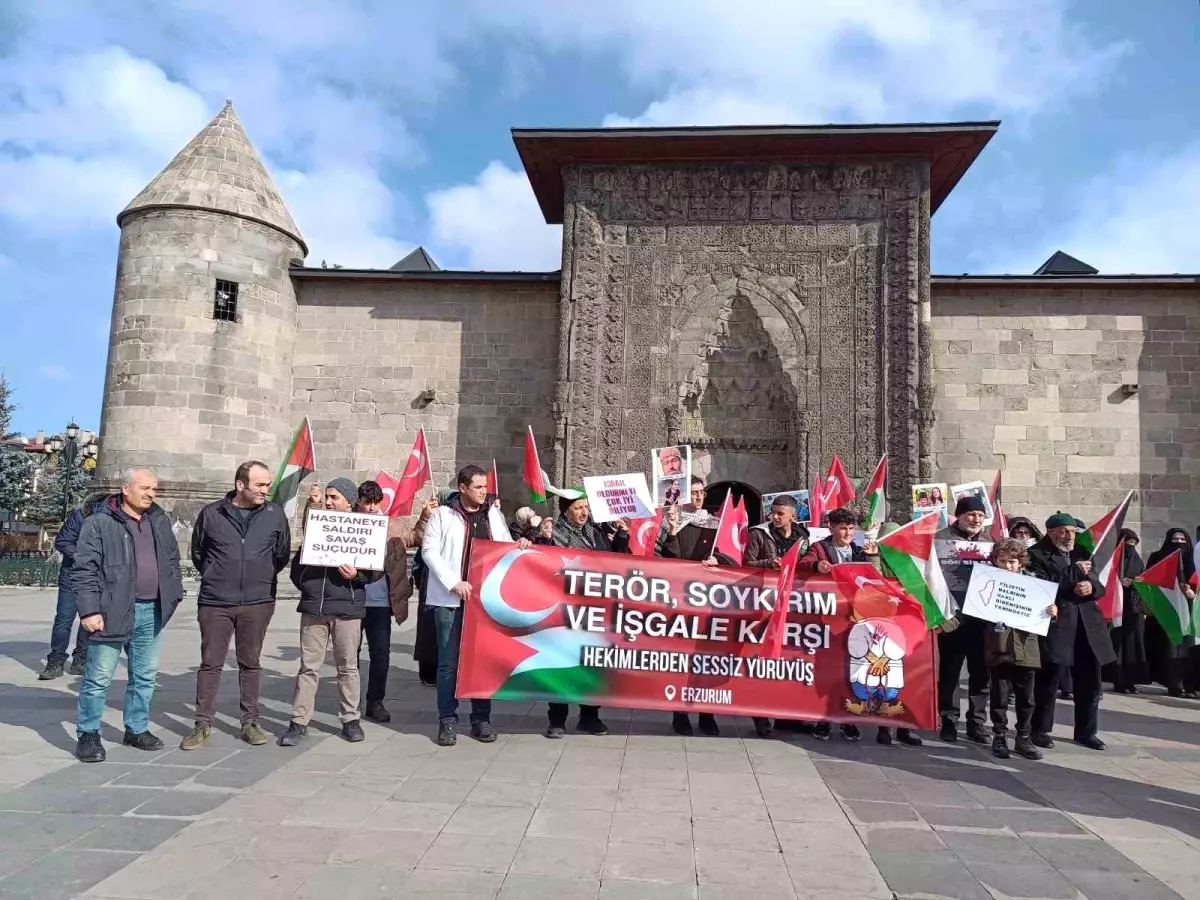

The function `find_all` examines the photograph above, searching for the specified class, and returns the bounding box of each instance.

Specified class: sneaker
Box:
[671,714,694,737]
[1014,738,1043,760]
[876,728,893,746]
[1075,735,1106,751]
[278,722,308,747]
[179,723,211,751]
[697,714,720,737]
[965,724,990,745]
[470,721,497,743]
[753,718,774,739]
[1031,733,1054,749]
[341,719,365,743]
[896,729,923,747]
[437,721,458,746]
[68,655,87,676]
[939,718,958,743]
[38,660,64,681]
[841,724,861,742]
[544,726,566,739]
[365,701,391,723]
[123,729,164,752]
[992,735,1011,759]
[241,722,270,746]
[813,722,832,741]
[75,731,105,763]
[577,717,609,736]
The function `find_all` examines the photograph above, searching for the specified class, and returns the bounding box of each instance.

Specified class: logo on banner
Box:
[844,616,908,718]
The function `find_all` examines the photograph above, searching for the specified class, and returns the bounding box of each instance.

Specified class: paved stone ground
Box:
[2,585,1199,900]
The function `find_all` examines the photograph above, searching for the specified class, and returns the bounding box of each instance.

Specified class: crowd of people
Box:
[35,462,1199,764]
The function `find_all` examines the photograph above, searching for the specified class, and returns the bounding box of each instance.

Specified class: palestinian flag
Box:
[269,417,315,519]
[862,455,888,533]
[827,455,856,502]
[1134,549,1193,645]
[877,512,953,629]
[988,470,1008,542]
[524,427,547,504]
[1076,491,1135,623]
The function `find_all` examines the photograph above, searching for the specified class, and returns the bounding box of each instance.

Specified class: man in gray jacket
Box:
[72,468,183,763]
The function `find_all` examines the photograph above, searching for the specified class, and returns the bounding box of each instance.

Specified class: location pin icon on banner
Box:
[664,685,677,701]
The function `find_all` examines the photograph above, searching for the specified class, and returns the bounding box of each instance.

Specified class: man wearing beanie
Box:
[279,477,371,747]
[1028,512,1112,751]
[934,494,992,744]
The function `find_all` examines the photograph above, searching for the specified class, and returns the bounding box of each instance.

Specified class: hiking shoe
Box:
[470,721,497,743]
[437,721,458,746]
[671,714,693,737]
[697,714,719,736]
[876,728,893,746]
[123,729,164,752]
[75,731,105,763]
[1031,733,1055,749]
[841,724,861,742]
[1014,738,1043,760]
[813,722,832,741]
[68,654,88,676]
[365,701,391,723]
[992,735,1011,759]
[939,718,958,743]
[241,722,270,746]
[38,660,64,681]
[753,718,774,739]
[179,723,211,751]
[897,729,923,747]
[342,719,365,743]
[577,716,609,736]
[278,722,308,747]
[544,726,566,739]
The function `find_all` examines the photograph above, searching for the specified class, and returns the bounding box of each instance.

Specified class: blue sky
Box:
[1,0,1197,436]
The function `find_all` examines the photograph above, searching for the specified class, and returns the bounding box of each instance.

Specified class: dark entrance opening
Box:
[704,481,764,525]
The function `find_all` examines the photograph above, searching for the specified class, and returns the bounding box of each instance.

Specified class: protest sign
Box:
[951,480,994,524]
[457,540,937,728]
[300,508,388,570]
[762,489,812,524]
[583,473,656,524]
[911,482,949,525]
[962,564,1057,636]
[651,445,692,507]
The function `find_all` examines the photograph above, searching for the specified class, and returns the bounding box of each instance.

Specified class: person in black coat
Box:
[1028,512,1114,751]
[1106,529,1148,693]
[39,496,105,680]
[1143,528,1200,698]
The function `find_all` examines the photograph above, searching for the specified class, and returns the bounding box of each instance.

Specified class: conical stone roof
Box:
[119,100,307,254]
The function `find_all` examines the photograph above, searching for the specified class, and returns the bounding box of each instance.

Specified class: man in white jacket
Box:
[422,464,528,746]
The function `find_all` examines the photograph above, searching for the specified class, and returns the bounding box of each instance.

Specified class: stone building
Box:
[96,102,1200,543]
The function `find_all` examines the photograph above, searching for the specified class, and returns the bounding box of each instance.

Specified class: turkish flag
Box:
[762,538,802,659]
[629,508,664,557]
[392,428,431,517]
[376,471,400,517]
[808,474,825,526]
[714,494,749,564]
[822,476,842,512]
[486,459,499,496]
[827,455,856,503]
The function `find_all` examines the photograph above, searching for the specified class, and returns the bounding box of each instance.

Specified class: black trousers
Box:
[548,703,601,728]
[937,617,989,728]
[361,607,392,704]
[1033,625,1102,740]
[989,663,1035,738]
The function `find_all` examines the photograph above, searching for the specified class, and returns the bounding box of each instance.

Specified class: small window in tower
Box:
[213,279,239,322]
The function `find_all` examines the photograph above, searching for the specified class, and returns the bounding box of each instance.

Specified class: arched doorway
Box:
[704,481,764,525]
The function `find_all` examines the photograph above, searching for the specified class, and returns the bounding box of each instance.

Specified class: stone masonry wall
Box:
[290,279,560,502]
[931,283,1200,544]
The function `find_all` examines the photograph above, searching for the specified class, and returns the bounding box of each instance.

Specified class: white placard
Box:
[651,445,692,507]
[950,480,994,524]
[583,473,656,524]
[300,508,388,571]
[962,564,1057,636]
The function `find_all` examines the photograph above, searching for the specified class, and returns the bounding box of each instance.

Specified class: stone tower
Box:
[96,100,307,528]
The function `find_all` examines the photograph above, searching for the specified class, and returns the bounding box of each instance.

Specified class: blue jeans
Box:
[48,583,89,665]
[77,602,163,736]
[433,605,490,725]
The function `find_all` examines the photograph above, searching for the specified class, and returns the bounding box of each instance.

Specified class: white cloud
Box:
[37,365,70,382]
[426,162,562,271]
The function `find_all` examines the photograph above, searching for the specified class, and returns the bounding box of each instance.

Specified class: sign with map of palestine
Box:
[962,564,1057,636]
[456,541,937,728]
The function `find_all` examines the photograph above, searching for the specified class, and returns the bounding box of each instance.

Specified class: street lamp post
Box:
[44,423,98,524]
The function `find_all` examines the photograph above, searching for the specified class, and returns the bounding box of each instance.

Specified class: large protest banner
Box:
[457,541,937,729]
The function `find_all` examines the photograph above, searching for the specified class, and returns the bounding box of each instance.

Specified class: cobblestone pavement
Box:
[1,585,1199,899]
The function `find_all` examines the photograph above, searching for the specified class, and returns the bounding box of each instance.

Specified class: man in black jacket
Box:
[38,499,101,680]
[73,468,183,763]
[180,461,290,750]
[1028,512,1113,750]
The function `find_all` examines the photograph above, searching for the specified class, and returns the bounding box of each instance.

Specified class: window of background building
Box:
[213,279,238,322]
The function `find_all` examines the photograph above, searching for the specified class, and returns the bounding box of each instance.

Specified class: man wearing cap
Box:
[1028,513,1112,751]
[279,477,372,747]
[934,495,993,744]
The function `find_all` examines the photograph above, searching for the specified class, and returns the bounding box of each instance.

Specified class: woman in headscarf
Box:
[1143,528,1199,698]
[1007,517,1043,546]
[1106,528,1147,693]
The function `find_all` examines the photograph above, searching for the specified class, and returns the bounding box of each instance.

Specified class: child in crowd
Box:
[984,539,1056,760]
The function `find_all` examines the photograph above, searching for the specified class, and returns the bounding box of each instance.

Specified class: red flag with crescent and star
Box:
[629,508,664,557]
[376,471,400,517]
[761,538,802,659]
[714,494,749,564]
[391,428,431,517]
